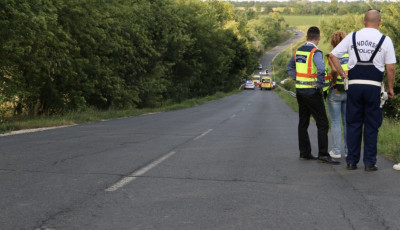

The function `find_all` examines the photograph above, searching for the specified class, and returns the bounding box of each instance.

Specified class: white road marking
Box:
[105,151,177,192]
[193,129,213,141]
[0,125,75,137]
[230,114,236,119]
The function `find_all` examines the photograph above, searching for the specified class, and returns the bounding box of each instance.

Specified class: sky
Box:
[227,0,381,2]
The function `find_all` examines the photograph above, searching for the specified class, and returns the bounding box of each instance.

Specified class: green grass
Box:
[282,15,333,54]
[378,119,400,162]
[275,87,298,112]
[283,15,333,28]
[0,90,240,135]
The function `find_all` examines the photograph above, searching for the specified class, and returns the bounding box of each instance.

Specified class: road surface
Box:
[0,31,399,230]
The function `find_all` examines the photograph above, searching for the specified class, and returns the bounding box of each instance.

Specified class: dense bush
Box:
[1,0,288,117]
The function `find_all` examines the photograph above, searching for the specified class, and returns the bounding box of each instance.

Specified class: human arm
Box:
[384,37,396,99]
[313,51,325,90]
[328,53,347,80]
[386,63,395,98]
[286,55,296,81]
[327,55,338,89]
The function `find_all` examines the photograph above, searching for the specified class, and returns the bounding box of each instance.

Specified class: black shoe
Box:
[299,154,318,160]
[346,164,357,170]
[317,155,341,165]
[365,165,378,172]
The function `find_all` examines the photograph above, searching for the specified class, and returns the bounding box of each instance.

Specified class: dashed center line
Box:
[105,151,177,192]
[193,129,213,140]
[106,129,213,192]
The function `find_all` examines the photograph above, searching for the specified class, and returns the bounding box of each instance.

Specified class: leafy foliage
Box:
[231,0,386,16]
[380,3,400,119]
[2,0,286,117]
[319,5,400,119]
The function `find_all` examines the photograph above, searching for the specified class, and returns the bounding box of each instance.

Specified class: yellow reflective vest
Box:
[294,47,319,89]
[323,55,331,92]
[336,53,349,86]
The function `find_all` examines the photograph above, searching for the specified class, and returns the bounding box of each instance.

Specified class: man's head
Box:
[364,9,381,28]
[307,26,321,44]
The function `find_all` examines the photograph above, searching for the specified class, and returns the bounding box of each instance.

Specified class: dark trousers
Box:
[296,92,329,157]
[346,84,382,167]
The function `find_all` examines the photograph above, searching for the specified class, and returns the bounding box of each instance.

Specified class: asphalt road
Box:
[1,32,399,230]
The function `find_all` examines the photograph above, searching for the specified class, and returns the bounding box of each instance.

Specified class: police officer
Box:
[329,9,396,171]
[287,26,340,165]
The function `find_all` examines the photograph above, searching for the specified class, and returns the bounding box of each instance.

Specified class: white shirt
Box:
[331,28,396,72]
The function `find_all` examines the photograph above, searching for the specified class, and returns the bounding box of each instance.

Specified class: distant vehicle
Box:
[244,81,255,90]
[251,75,261,88]
[260,76,273,90]
[258,63,263,70]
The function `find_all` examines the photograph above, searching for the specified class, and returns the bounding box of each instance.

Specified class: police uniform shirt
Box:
[286,42,325,95]
[331,28,396,71]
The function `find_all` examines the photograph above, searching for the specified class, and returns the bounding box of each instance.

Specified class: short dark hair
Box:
[307,26,320,41]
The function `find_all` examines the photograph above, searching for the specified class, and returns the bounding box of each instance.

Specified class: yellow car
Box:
[251,75,260,88]
[260,76,273,90]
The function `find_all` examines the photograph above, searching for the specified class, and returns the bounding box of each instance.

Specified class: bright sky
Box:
[228,0,373,2]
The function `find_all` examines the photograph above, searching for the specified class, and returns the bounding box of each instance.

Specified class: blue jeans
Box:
[327,89,347,156]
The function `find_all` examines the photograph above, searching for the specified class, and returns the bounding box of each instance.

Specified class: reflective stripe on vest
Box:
[323,54,331,92]
[295,48,318,89]
[336,53,349,85]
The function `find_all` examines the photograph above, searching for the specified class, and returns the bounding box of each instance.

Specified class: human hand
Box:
[329,82,336,90]
[387,88,394,99]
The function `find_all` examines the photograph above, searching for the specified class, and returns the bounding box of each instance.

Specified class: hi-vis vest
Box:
[323,55,332,92]
[294,46,320,89]
[336,53,349,86]
[323,53,349,91]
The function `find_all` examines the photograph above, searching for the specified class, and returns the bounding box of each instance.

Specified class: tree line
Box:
[0,0,288,118]
[232,0,389,16]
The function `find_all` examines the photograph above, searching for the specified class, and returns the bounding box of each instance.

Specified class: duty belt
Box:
[348,80,381,87]
[296,81,316,86]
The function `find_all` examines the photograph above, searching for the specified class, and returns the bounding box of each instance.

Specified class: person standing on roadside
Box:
[329,9,396,171]
[287,26,340,165]
[326,31,349,159]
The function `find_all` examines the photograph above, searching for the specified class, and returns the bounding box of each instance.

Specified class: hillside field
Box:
[283,15,333,53]
[283,15,332,27]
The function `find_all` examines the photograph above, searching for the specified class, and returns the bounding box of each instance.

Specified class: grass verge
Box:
[0,90,240,135]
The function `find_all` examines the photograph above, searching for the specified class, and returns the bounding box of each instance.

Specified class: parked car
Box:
[258,63,263,70]
[244,81,256,90]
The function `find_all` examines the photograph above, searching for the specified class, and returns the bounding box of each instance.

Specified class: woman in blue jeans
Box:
[327,31,348,159]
